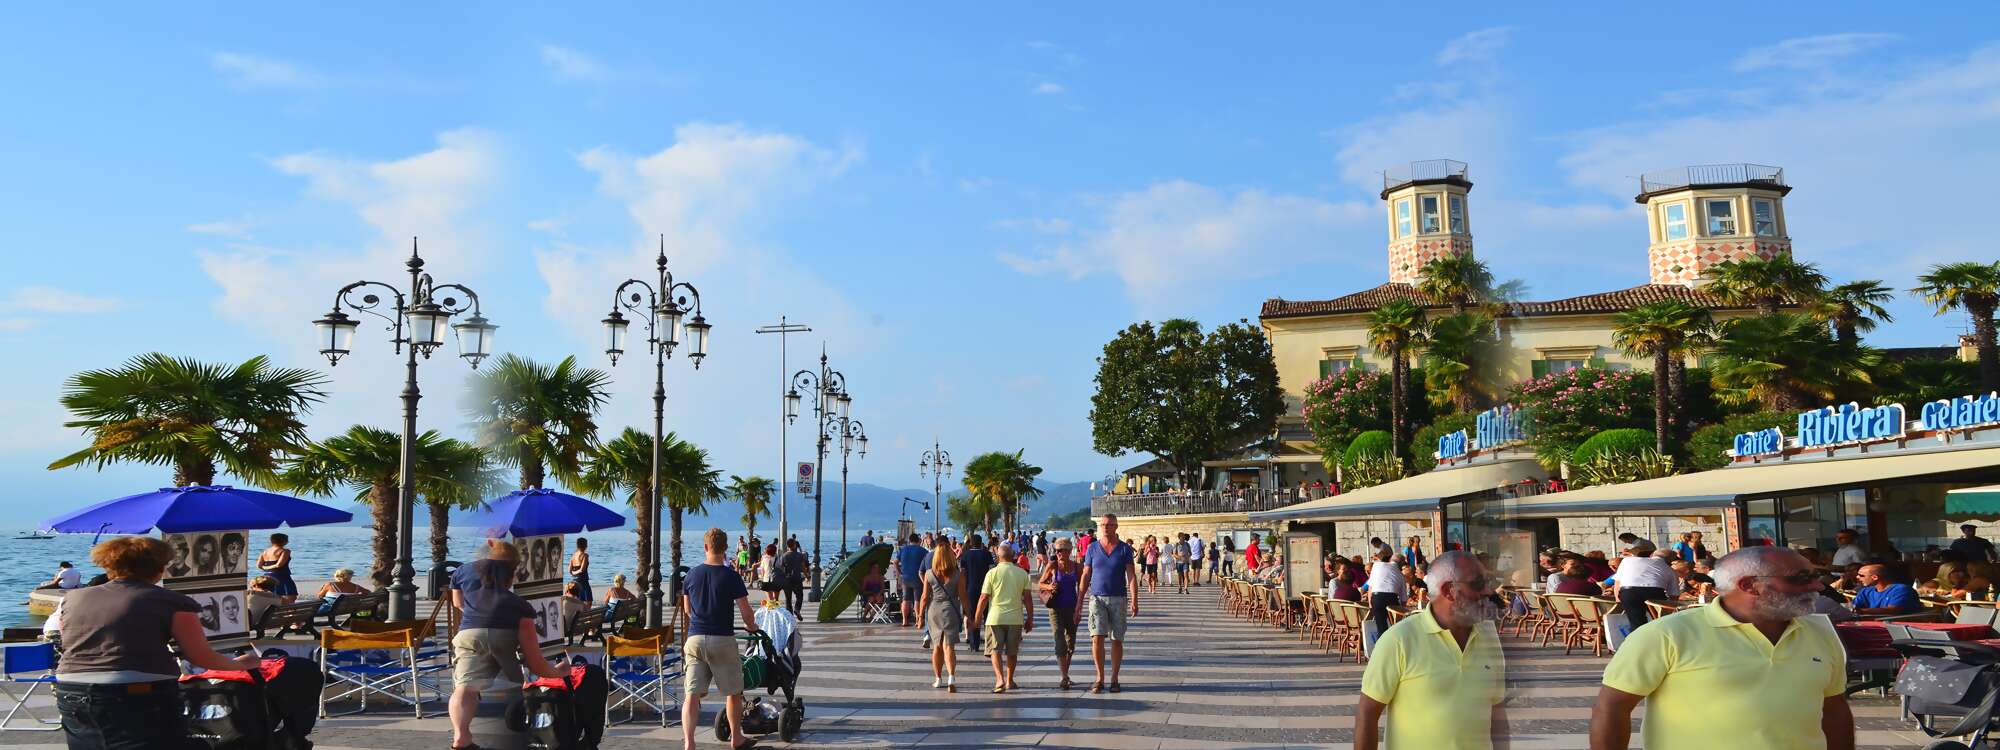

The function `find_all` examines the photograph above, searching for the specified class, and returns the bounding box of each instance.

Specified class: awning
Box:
[1508,445,2000,517]
[1948,485,2000,516]
[1250,459,1547,522]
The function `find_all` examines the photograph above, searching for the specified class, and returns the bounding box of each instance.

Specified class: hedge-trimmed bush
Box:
[1572,428,1657,466]
[1343,453,1406,490]
[1343,430,1395,467]
[1411,413,1479,473]
[1687,411,1791,471]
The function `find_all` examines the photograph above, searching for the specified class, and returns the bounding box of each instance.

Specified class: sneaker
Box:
[933,677,944,689]
[944,673,955,688]
[922,635,932,650]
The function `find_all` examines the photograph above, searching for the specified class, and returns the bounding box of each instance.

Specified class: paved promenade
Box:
[0,583,1950,748]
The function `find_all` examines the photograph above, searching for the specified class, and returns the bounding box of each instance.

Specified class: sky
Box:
[4,6,1999,524]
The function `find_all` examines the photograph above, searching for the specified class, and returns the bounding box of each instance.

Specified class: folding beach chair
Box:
[318,621,445,718]
[0,642,59,732]
[604,626,681,728]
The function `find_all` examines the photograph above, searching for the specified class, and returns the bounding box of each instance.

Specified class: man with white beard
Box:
[1354,551,1507,749]
[1590,546,1854,750]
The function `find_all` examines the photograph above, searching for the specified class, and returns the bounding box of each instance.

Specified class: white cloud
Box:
[540,45,611,83]
[0,318,34,332]
[526,218,567,234]
[2,287,122,314]
[1436,27,1512,67]
[1033,82,1065,95]
[210,52,322,89]
[186,221,250,238]
[1733,33,1899,72]
[1000,181,1371,301]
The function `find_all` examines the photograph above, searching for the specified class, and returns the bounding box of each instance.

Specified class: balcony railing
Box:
[1383,159,1470,191]
[1091,488,1318,519]
[1638,163,1785,195]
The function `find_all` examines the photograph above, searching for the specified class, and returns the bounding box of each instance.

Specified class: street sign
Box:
[797,461,815,494]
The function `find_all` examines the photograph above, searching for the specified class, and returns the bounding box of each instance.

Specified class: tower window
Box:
[1752,198,1777,237]
[1704,198,1737,236]
[1449,195,1467,234]
[1419,195,1441,234]
[1396,199,1412,237]
[1662,203,1689,241]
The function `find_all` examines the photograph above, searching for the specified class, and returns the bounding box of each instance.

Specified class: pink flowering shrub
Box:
[1300,368,1392,461]
[1507,367,1655,468]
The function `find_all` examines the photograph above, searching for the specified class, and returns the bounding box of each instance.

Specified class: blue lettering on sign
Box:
[1436,430,1469,460]
[1474,404,1527,449]
[1733,427,1784,456]
[1920,392,2000,432]
[1796,402,1905,448]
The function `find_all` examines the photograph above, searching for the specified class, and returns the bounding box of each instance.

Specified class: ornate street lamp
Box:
[919,441,952,538]
[836,418,867,557]
[787,349,846,601]
[312,238,494,622]
[600,235,708,629]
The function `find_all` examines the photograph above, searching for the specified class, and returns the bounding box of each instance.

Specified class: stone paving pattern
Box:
[0,583,1955,748]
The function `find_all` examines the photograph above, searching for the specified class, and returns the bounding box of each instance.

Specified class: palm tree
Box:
[1420,312,1499,413]
[280,426,501,580]
[575,428,658,588]
[961,450,1045,537]
[1614,301,1714,454]
[729,475,776,542]
[1913,261,2000,392]
[946,493,999,541]
[1415,255,1495,315]
[50,354,326,487]
[1368,299,1428,464]
[657,433,725,599]
[1700,256,1828,315]
[1707,313,1880,411]
[1816,280,1896,344]
[463,354,612,490]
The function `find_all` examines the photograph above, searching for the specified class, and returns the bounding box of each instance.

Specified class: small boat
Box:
[13,531,53,540]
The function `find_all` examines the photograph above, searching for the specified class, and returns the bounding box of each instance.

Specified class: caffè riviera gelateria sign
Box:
[1733,392,2000,458]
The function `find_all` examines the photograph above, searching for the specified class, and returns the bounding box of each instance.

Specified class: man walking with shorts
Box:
[1078,513,1139,693]
[682,528,762,750]
[973,543,1034,693]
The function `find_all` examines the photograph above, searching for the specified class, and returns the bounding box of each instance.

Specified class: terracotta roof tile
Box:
[1261,283,1752,320]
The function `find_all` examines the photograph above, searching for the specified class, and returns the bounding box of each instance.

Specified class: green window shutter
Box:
[1531,360,1550,378]
[1588,356,1608,369]
[1319,359,1335,378]
[1351,356,1365,373]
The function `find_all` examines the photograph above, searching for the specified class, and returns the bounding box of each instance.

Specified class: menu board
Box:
[1283,532,1322,601]
[162,529,250,650]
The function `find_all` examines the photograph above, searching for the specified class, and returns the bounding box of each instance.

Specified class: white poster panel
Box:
[508,534,566,650]
[162,530,251,650]
[1283,532,1323,601]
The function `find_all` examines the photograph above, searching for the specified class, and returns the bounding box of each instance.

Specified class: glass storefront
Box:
[1741,481,1988,559]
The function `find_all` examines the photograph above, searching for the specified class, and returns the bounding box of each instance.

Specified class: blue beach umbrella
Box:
[470,488,626,538]
[44,485,354,535]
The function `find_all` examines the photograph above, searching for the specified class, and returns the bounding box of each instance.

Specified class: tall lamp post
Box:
[835,418,868,557]
[784,349,848,602]
[598,236,709,629]
[313,239,496,623]
[755,317,810,547]
[919,441,952,537]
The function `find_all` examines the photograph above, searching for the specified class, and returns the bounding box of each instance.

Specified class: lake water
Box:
[0,524,883,628]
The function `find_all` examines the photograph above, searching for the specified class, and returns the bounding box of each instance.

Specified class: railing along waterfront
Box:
[1638,163,1784,194]
[1091,488,1313,518]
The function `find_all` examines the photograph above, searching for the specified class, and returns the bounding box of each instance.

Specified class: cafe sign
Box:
[1436,404,1528,460]
[1796,402,1905,448]
[1733,391,2000,457]
[1919,392,2000,432]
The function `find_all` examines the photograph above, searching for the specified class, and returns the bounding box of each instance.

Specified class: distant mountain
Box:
[350,477,1101,532]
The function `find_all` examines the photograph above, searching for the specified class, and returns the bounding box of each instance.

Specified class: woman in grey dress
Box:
[917,538,967,692]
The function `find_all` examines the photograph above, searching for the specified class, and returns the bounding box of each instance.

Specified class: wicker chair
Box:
[1542,594,1581,648]
[1566,597,1616,657]
[1516,590,1549,638]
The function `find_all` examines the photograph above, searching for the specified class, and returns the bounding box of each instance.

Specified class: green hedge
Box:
[1343,430,1395,467]
[1687,411,1792,471]
[1572,428,1657,466]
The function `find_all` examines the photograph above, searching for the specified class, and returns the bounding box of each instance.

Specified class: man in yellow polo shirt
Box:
[1590,545,1854,750]
[1356,551,1507,749]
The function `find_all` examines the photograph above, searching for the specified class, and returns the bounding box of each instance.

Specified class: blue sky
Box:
[4,6,1999,524]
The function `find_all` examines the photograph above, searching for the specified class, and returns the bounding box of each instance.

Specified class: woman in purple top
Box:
[1038,538,1084,690]
[1327,557,1362,601]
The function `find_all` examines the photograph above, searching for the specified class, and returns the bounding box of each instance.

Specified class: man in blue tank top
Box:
[1077,513,1139,693]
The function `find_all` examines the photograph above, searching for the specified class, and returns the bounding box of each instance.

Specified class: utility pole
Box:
[756,317,810,545]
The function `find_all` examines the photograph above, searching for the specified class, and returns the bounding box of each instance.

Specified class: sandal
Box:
[1090,682,1104,693]
[992,686,1006,694]
[1109,682,1123,693]
[1060,678,1073,690]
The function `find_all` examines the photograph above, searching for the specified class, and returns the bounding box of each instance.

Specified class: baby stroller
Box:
[1893,638,2000,749]
[715,607,804,744]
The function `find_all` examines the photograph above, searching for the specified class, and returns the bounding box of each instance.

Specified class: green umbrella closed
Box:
[1946,485,2000,517]
[816,542,894,623]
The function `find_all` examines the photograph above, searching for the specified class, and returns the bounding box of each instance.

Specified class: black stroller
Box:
[1893,637,2000,749]
[715,625,804,743]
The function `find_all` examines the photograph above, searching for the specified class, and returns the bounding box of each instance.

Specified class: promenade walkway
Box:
[0,583,1947,748]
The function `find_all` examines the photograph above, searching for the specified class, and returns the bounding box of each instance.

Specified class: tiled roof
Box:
[1260,283,1752,320]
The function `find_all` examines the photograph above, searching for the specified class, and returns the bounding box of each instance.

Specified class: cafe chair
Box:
[0,643,59,732]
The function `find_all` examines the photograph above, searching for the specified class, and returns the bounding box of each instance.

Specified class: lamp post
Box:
[835,418,867,557]
[598,235,709,629]
[919,441,951,537]
[313,238,496,623]
[784,348,847,602]
[755,318,811,547]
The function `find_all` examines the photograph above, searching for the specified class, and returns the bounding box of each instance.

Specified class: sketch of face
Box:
[168,537,193,577]
[530,541,549,581]
[221,594,241,627]
[193,535,220,575]
[220,534,246,573]
[198,596,220,631]
[534,601,552,638]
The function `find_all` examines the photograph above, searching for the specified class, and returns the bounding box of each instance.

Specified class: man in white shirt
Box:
[1829,529,1868,569]
[1610,545,1681,629]
[43,561,81,590]
[1188,535,1205,586]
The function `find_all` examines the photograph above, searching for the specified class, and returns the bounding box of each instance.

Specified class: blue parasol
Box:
[44,485,354,534]
[471,488,626,538]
